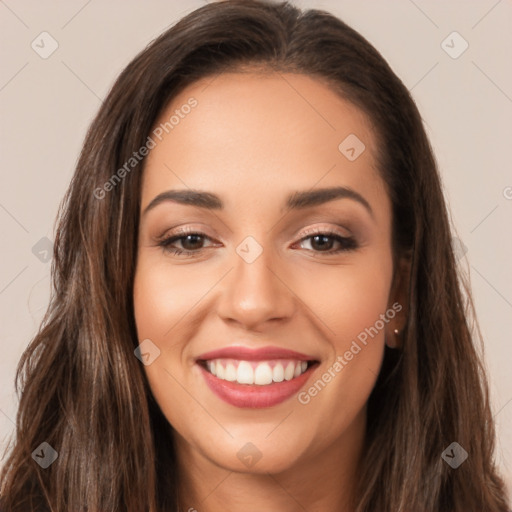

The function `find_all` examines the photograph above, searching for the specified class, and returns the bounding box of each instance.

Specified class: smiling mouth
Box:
[195,345,320,408]
[199,358,317,386]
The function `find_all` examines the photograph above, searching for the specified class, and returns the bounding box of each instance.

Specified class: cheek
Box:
[133,257,213,338]
[301,254,393,346]
[294,255,393,430]
[296,254,393,421]
[133,259,209,437]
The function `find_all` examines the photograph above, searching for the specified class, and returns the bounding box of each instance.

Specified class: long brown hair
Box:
[1,1,509,510]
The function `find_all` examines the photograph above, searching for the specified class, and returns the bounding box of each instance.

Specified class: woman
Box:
[1,0,510,510]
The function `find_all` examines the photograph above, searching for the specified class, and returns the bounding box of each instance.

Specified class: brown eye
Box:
[178,234,205,251]
[158,231,214,256]
[309,234,336,251]
[297,231,358,254]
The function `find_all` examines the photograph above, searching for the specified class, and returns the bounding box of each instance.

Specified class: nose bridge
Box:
[216,237,294,329]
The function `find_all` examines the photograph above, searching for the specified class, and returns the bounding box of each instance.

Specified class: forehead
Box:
[142,71,386,211]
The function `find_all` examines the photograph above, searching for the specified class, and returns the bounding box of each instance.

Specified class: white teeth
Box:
[236,361,254,384]
[225,363,237,381]
[216,362,225,379]
[204,358,312,386]
[254,363,273,385]
[284,362,295,381]
[272,363,284,383]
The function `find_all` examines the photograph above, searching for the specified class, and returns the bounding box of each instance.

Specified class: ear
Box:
[385,254,411,349]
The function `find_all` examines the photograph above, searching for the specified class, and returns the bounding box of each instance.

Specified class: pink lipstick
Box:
[196,346,318,408]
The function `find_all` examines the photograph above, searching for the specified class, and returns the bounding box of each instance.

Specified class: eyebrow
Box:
[142,186,373,218]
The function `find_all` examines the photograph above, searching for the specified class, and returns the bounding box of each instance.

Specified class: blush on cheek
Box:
[134,267,195,339]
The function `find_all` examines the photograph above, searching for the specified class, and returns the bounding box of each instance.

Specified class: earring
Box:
[386,328,402,350]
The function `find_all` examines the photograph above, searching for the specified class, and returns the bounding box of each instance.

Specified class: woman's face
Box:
[134,71,405,474]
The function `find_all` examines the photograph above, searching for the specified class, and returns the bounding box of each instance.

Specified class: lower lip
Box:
[198,363,316,408]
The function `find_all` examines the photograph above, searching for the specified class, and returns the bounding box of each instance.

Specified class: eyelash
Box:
[157,227,358,258]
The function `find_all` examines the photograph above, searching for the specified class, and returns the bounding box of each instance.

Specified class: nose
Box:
[216,246,296,332]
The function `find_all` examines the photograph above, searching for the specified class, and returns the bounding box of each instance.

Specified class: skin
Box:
[133,71,408,512]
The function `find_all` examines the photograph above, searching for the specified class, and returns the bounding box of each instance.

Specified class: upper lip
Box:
[196,346,318,362]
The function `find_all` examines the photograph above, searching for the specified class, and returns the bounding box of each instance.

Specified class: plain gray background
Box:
[1,0,511,497]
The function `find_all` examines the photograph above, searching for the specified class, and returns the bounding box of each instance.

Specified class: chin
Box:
[195,426,312,475]
[213,446,304,475]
